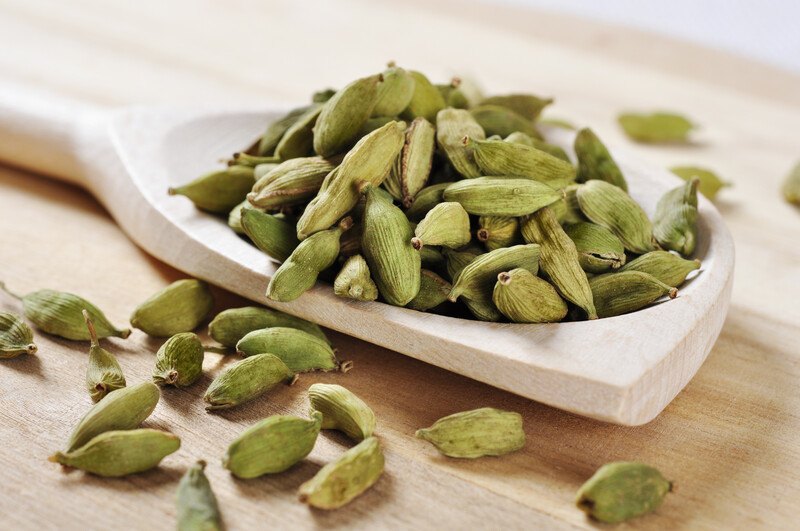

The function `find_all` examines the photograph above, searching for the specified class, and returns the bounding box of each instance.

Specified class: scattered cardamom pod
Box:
[130,279,214,337]
[436,108,485,178]
[574,127,628,191]
[314,74,382,157]
[468,137,576,188]
[590,271,677,318]
[308,383,376,441]
[564,221,627,273]
[783,161,800,206]
[401,70,446,122]
[83,310,126,403]
[334,254,379,301]
[384,117,436,207]
[416,407,525,458]
[620,251,700,287]
[236,327,340,373]
[153,332,204,387]
[406,269,452,311]
[176,460,223,531]
[169,165,255,214]
[372,63,416,117]
[203,353,294,411]
[670,166,729,200]
[240,208,300,263]
[208,306,328,348]
[477,216,522,251]
[493,269,567,323]
[653,177,699,256]
[0,311,36,358]
[412,202,471,250]
[470,104,542,139]
[618,111,695,143]
[443,177,562,217]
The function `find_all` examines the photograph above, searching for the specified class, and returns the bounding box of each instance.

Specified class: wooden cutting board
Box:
[0,0,798,529]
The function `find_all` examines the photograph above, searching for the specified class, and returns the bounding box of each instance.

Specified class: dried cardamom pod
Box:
[416,407,525,458]
[620,251,700,287]
[50,429,180,477]
[470,104,542,139]
[384,117,435,206]
[449,244,540,302]
[240,208,300,263]
[223,412,322,478]
[236,327,340,373]
[83,310,126,403]
[228,153,279,167]
[308,383,376,441]
[418,245,446,271]
[66,381,160,452]
[564,222,626,273]
[653,178,699,256]
[248,156,338,209]
[274,104,322,160]
[176,460,223,531]
[314,74,382,157]
[468,137,576,188]
[298,121,405,239]
[670,166,729,200]
[442,248,503,321]
[443,177,562,217]
[552,184,585,225]
[359,116,396,137]
[783,162,800,206]
[372,63,416,117]
[0,311,36,358]
[574,128,628,191]
[130,279,214,337]
[298,436,384,510]
[539,117,576,130]
[406,269,452,312]
[477,216,522,251]
[313,89,337,103]
[493,269,567,323]
[267,218,351,302]
[203,353,294,411]
[0,282,130,341]
[480,94,553,121]
[590,271,677,318]
[257,105,315,156]
[208,306,328,348]
[168,165,255,214]
[334,254,379,302]
[618,111,695,143]
[401,70,446,122]
[361,184,421,306]
[404,182,453,220]
[575,180,656,254]
[436,108,485,178]
[227,200,251,235]
[412,202,471,250]
[504,132,570,162]
[254,162,281,181]
[576,462,673,523]
[153,332,204,387]
[443,247,482,282]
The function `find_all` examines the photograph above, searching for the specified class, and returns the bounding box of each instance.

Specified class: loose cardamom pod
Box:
[412,202,471,250]
[564,222,627,273]
[468,137,576,188]
[470,104,543,139]
[406,269,452,311]
[443,177,562,217]
[670,166,729,200]
[448,244,540,302]
[401,71,446,122]
[236,327,340,373]
[372,63,416,117]
[574,128,628,191]
[590,271,677,318]
[384,117,435,207]
[176,460,223,531]
[257,105,315,156]
[50,429,180,477]
[493,269,567,323]
[620,251,700,288]
[274,104,322,160]
[168,166,255,214]
[153,332,204,387]
[83,310,126,403]
[314,74,382,157]
[576,462,673,523]
[480,93,553,121]
[477,216,522,251]
[783,162,800,206]
[248,156,338,209]
[618,111,695,143]
[298,436,384,510]
[404,182,453,221]
[416,407,525,458]
[308,383,376,441]
[223,412,322,478]
[539,117,576,130]
[504,132,570,162]
[203,353,294,411]
[653,177,699,256]
[0,311,36,358]
[436,108,485,178]
[334,254,379,302]
[130,279,214,337]
[208,306,328,348]
[240,208,300,263]
[0,282,130,341]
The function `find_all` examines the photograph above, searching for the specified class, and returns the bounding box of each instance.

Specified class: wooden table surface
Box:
[1,1,799,529]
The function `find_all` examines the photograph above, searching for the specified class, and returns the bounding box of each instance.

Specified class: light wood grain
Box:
[0,0,799,529]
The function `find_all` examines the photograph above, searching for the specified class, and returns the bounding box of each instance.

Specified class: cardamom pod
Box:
[552,184,585,225]
[372,63,416,117]
[493,269,567,323]
[168,166,255,214]
[177,460,223,531]
[384,117,435,207]
[564,222,627,273]
[0,311,36,358]
[274,104,322,160]
[419,245,446,271]
[240,208,300,263]
[130,279,214,337]
[539,117,576,130]
[404,182,453,221]
[412,202,471,250]
[334,255,379,302]
[228,153,278,167]
[258,105,315,156]
[670,166,729,200]
[448,244,540,302]
[653,177,699,256]
[576,462,673,523]
[223,412,322,478]
[443,177,562,217]
[783,162,800,206]
[416,407,525,458]
[442,248,502,321]
[314,74,382,157]
[469,137,576,188]
[359,116,396,137]
[620,251,700,287]
[436,78,471,109]
[504,132,570,162]
[203,353,294,411]
[590,271,677,318]
[236,327,340,373]
[406,269,452,311]
[227,200,251,235]
[308,383,376,441]
[254,162,281,181]
[436,108,485,178]
[208,306,328,348]
[618,111,695,143]
[313,89,337,103]
[480,93,553,121]
[574,128,628,191]
[477,216,522,251]
[248,156,338,209]
[298,436,384,510]
[443,247,482,282]
[400,70,446,122]
[153,332,204,387]
[83,310,126,403]
[470,104,543,139]
[50,429,180,477]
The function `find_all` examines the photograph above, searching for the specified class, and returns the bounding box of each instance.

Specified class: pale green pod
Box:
[236,327,339,373]
[208,306,328,348]
[254,162,281,181]
[590,271,677,318]
[153,332,204,387]
[480,94,553,121]
[618,111,695,143]
[223,412,322,478]
[385,117,435,206]
[493,269,567,323]
[314,74,382,157]
[436,108,485,178]
[412,202,471,250]
[539,117,576,130]
[564,222,627,273]
[240,208,300,263]
[203,353,294,411]
[469,137,576,188]
[334,254,379,302]
[177,460,223,531]
[469,104,542,139]
[576,462,673,523]
[372,64,416,117]
[416,407,525,458]
[670,166,729,200]
[443,177,562,217]
[308,383,376,441]
[504,132,570,162]
[406,269,452,312]
[227,200,252,235]
[298,436,384,510]
[168,166,255,214]
[404,182,453,221]
[130,279,214,338]
[312,89,337,103]
[248,156,338,209]
[477,216,522,251]
[443,247,483,283]
[448,244,540,302]
[0,311,36,358]
[258,105,315,156]
[50,429,180,477]
[66,381,161,452]
[443,248,504,321]
[437,78,471,109]
[574,128,628,191]
[401,71,446,122]
[274,104,322,160]
[653,178,699,256]
[83,310,125,403]
[620,251,700,288]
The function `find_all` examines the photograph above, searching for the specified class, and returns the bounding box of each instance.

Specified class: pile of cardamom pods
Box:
[171,64,702,322]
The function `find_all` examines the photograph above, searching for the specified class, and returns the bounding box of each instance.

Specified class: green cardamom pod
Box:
[314,74,382,157]
[236,327,340,373]
[0,311,36,358]
[412,202,471,250]
[168,165,255,214]
[618,111,695,143]
[298,436,384,510]
[361,184,422,306]
[436,108,485,178]
[240,208,300,263]
[203,353,294,411]
[419,245,446,271]
[480,93,553,121]
[438,79,470,109]
[384,117,436,207]
[564,222,627,273]
[448,244,540,302]
[416,407,525,458]
[576,180,656,254]
[406,269,452,312]
[0,282,130,341]
[130,279,214,337]
[372,63,416,117]
[176,460,223,531]
[539,117,576,130]
[783,163,800,205]
[443,247,483,282]
[620,251,700,288]
[670,166,729,200]
[552,184,585,225]
[153,332,204,387]
[228,153,279,167]
[574,128,628,191]
[334,255,379,302]
[477,216,522,251]
[308,383,376,441]
[223,412,322,478]
[590,271,677,318]
[274,104,322,161]
[313,89,337,103]
[66,381,160,452]
[257,105,315,156]
[404,182,453,221]
[469,137,576,188]
[469,104,543,139]
[504,132,570,162]
[248,156,338,209]
[50,429,180,477]
[358,116,396,137]
[400,71,446,122]
[576,462,673,523]
[493,269,567,323]
[443,177,562,217]
[83,310,126,403]
[254,162,281,181]
[208,306,327,348]
[227,200,251,235]
[653,177,699,256]
[267,218,351,302]
[442,248,503,321]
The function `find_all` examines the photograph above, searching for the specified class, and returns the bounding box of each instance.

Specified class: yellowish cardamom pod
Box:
[436,108,485,178]
[168,165,255,214]
[493,269,567,323]
[574,127,628,191]
[477,216,522,251]
[384,117,436,207]
[334,254,379,302]
[83,310,126,403]
[308,383,376,441]
[314,74,382,157]
[564,221,627,273]
[208,306,328,348]
[240,208,299,263]
[153,332,204,387]
[653,177,699,256]
[236,327,341,373]
[416,407,525,458]
[406,269,452,312]
[670,166,730,200]
[469,104,543,139]
[0,311,36,358]
[618,111,695,143]
[372,63,416,117]
[203,353,294,411]
[176,460,223,531]
[620,251,700,288]
[130,279,214,338]
[590,271,677,318]
[400,71,446,122]
[443,177,562,217]
[247,156,338,209]
[412,202,471,250]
